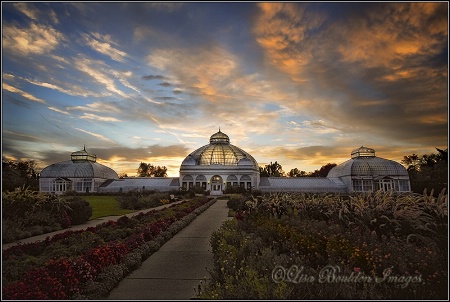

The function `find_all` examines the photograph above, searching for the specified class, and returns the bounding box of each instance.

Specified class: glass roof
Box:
[181,130,258,167]
[99,178,179,192]
[40,160,118,179]
[327,157,408,177]
[259,177,348,193]
[183,143,258,166]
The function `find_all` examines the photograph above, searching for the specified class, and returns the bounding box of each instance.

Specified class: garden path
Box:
[107,198,231,300]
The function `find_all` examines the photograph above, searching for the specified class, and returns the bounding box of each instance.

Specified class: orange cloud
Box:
[338,3,447,68]
[253,3,320,81]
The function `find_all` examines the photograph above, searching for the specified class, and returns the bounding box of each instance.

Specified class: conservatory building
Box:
[179,130,260,195]
[327,146,411,193]
[39,147,119,194]
[40,131,411,195]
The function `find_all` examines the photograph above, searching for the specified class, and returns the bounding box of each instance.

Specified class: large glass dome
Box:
[327,146,408,178]
[181,130,258,167]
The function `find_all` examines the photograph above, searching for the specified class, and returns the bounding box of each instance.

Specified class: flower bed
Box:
[198,190,448,299]
[2,196,216,300]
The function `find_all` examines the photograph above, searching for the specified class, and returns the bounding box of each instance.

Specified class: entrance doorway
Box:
[210,175,223,195]
[378,178,394,191]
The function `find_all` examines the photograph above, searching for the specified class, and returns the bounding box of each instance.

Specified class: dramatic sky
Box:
[2,2,448,177]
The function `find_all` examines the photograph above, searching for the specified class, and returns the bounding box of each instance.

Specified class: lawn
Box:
[81,195,136,220]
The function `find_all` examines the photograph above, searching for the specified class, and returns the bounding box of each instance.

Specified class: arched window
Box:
[227,175,238,187]
[240,175,252,189]
[196,175,207,189]
[183,175,194,189]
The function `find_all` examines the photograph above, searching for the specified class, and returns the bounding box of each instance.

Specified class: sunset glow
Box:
[2,2,448,177]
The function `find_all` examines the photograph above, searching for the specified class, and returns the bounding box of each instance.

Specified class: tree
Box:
[137,162,154,177]
[288,168,307,177]
[308,163,337,177]
[435,148,447,162]
[401,148,448,195]
[153,166,168,177]
[259,161,285,177]
[2,158,40,192]
[137,162,167,177]
[401,154,421,171]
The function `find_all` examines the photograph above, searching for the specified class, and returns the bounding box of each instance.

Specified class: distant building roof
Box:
[98,177,180,192]
[259,177,348,193]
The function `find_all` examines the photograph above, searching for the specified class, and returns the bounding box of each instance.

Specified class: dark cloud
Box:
[33,150,72,168]
[142,75,167,80]
[3,91,37,109]
[155,96,177,101]
[3,130,48,144]
[172,89,183,94]
[158,82,172,87]
[2,143,37,162]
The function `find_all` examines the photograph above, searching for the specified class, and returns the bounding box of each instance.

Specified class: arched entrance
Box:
[210,175,223,195]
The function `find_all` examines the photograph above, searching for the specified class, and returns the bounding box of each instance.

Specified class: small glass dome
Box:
[328,147,408,178]
[180,130,258,167]
[40,147,118,179]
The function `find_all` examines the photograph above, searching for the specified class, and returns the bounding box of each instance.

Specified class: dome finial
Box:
[210,129,229,144]
[83,144,86,151]
[351,146,375,158]
[219,126,221,132]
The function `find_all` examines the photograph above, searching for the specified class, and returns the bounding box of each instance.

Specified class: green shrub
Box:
[2,218,26,243]
[224,186,249,195]
[226,194,247,212]
[64,196,93,225]
[187,186,207,195]
[117,195,139,209]
[1,187,71,242]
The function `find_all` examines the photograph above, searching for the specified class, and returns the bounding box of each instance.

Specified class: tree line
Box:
[401,148,447,195]
[2,159,40,192]
[259,162,337,178]
[2,148,447,194]
[136,162,167,177]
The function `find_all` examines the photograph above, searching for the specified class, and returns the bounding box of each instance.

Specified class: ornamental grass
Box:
[198,190,448,299]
